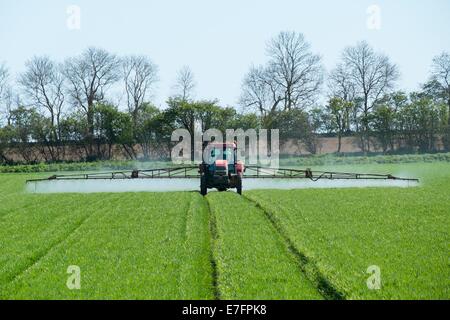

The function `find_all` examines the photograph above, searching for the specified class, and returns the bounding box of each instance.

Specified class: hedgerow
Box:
[1,152,449,173]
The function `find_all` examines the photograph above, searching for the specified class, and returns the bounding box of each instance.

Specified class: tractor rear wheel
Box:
[236,175,242,195]
[200,175,207,196]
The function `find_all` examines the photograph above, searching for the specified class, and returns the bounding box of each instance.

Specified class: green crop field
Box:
[0,162,448,299]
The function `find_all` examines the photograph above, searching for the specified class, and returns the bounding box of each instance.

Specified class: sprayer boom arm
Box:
[26,165,418,183]
[244,166,419,181]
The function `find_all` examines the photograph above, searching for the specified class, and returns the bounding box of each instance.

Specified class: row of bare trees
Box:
[325,48,449,153]
[1,31,449,163]
[0,48,199,161]
[240,31,449,154]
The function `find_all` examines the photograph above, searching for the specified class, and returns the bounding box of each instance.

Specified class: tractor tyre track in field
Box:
[204,194,221,300]
[1,195,123,289]
[241,194,345,300]
[178,193,195,297]
[206,192,322,299]
[178,192,214,299]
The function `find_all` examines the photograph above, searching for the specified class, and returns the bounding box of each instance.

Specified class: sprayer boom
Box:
[244,166,419,181]
[26,165,419,184]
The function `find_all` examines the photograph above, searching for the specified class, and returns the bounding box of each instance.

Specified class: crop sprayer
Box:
[26,142,419,194]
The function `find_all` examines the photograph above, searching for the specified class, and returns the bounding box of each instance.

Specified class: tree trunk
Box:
[337,133,342,153]
[190,117,195,162]
[363,96,371,154]
[122,144,135,160]
[87,103,95,159]
[133,108,139,128]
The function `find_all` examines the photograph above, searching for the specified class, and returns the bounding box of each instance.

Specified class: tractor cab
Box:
[206,143,236,174]
[199,142,244,195]
[208,144,235,163]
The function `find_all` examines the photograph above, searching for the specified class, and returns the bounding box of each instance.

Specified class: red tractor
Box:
[198,142,245,195]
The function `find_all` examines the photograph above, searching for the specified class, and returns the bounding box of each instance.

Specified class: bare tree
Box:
[19,56,65,140]
[342,41,399,151]
[1,87,15,126]
[173,66,196,101]
[430,52,450,125]
[240,31,323,128]
[240,65,282,127]
[0,63,8,102]
[328,63,357,132]
[63,47,120,138]
[266,31,323,110]
[0,63,10,127]
[122,55,159,125]
[328,63,357,102]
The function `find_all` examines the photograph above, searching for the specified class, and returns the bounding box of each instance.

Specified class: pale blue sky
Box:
[1,0,449,108]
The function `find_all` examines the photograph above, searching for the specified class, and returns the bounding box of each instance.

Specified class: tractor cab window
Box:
[224,148,235,162]
[208,146,235,163]
[209,148,222,161]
